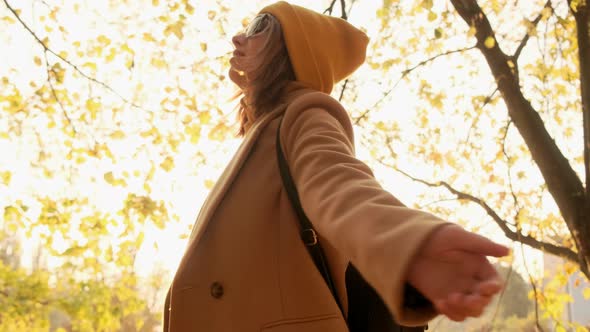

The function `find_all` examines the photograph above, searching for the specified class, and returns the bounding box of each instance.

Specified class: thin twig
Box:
[386,161,581,263]
[416,198,458,209]
[354,46,476,125]
[339,79,349,102]
[520,241,544,331]
[3,0,141,109]
[404,46,477,77]
[44,50,77,134]
[513,0,552,60]
[323,0,337,15]
[501,119,521,221]
[489,257,514,328]
[463,88,499,145]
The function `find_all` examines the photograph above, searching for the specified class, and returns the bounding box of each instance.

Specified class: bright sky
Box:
[0,0,551,287]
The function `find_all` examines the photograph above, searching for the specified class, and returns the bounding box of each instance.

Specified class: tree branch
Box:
[450,0,585,243]
[390,163,580,263]
[339,0,347,20]
[354,46,476,125]
[3,0,141,109]
[323,0,338,16]
[513,0,552,60]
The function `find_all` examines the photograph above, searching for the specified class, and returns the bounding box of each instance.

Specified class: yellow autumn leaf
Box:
[375,121,387,131]
[105,48,117,62]
[2,15,16,24]
[143,32,156,42]
[152,0,159,5]
[151,57,167,69]
[427,11,437,21]
[0,171,11,185]
[184,124,201,144]
[434,28,442,39]
[208,122,229,141]
[97,34,111,46]
[182,115,192,124]
[165,21,185,39]
[110,130,126,139]
[430,151,443,165]
[583,288,590,299]
[83,61,97,71]
[185,3,195,15]
[421,0,433,10]
[104,171,116,185]
[198,111,211,124]
[484,36,495,48]
[85,98,101,119]
[34,56,42,66]
[204,179,215,189]
[160,156,174,172]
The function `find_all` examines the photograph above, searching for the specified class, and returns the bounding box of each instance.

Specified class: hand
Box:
[406,224,510,321]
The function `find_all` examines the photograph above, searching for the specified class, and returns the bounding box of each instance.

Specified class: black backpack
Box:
[276,117,429,332]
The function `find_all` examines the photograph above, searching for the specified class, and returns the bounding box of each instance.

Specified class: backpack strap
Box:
[275,116,344,314]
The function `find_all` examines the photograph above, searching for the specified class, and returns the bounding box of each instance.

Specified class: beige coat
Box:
[164,90,447,331]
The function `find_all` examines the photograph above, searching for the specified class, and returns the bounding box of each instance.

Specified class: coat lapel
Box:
[176,106,286,273]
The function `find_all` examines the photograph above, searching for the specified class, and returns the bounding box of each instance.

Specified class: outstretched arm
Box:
[282,102,508,324]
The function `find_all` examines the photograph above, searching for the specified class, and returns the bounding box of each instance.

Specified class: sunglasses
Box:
[244,13,271,37]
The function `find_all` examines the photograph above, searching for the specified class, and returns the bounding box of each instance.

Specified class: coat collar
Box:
[175,104,287,275]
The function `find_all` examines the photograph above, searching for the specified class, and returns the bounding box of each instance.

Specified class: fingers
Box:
[461,231,510,257]
[435,299,466,322]
[476,279,503,296]
[436,291,495,321]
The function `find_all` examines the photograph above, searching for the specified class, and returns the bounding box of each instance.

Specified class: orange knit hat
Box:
[260,1,369,94]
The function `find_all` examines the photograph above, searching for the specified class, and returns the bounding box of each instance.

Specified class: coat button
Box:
[210,282,224,299]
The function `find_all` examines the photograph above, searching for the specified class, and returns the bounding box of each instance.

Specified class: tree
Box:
[1,0,588,329]
[354,0,588,277]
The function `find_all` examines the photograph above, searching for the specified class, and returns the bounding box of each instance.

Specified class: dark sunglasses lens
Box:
[246,15,268,36]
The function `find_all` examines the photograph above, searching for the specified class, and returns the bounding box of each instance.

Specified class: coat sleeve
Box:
[281,104,449,325]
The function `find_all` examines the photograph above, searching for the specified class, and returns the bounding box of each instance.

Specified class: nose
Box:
[232,33,246,47]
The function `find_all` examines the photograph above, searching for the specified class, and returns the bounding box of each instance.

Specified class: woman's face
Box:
[229,14,269,88]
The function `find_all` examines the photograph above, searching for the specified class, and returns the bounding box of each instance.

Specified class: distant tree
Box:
[494,264,533,319]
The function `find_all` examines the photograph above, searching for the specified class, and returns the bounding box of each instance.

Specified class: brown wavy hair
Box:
[236,13,296,136]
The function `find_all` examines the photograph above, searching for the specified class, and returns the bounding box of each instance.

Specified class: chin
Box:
[229,68,247,89]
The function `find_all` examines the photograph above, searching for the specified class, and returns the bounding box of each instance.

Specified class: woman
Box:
[164,2,509,331]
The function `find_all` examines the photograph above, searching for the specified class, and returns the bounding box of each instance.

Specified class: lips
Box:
[233,50,245,57]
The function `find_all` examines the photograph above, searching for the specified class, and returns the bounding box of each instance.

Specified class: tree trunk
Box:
[572,0,590,277]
